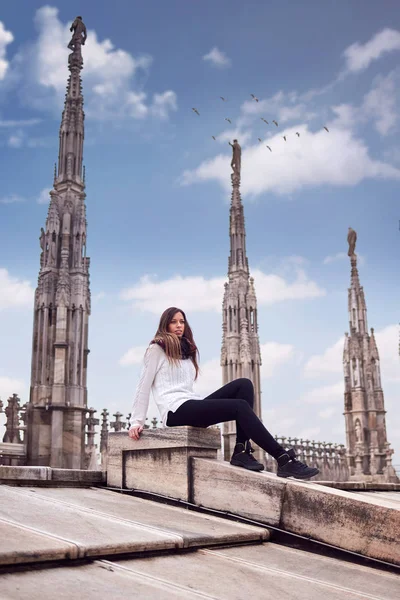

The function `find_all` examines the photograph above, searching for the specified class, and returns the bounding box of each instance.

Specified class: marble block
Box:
[107,427,221,501]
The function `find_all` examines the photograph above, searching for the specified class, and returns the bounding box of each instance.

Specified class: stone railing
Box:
[265,436,349,482]
[0,396,350,480]
[0,394,27,466]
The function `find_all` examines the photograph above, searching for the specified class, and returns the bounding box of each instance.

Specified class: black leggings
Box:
[166,378,285,459]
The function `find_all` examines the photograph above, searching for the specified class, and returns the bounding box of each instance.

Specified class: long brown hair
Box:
[150,307,200,379]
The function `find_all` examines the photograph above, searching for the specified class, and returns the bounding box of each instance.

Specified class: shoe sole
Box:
[230,459,264,472]
[277,469,319,480]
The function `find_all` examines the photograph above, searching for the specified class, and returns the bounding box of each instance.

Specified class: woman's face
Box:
[168,311,185,338]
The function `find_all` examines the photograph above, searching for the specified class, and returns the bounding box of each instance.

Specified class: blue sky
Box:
[0,1,399,469]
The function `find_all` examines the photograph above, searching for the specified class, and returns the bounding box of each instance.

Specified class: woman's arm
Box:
[129,344,163,429]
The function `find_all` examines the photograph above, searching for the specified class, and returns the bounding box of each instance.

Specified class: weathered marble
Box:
[107,427,221,500]
[192,458,400,565]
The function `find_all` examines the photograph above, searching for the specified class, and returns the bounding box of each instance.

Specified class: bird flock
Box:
[191,94,330,152]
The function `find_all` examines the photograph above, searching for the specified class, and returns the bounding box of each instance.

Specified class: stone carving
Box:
[347,227,357,257]
[68,16,87,50]
[354,419,362,442]
[229,139,241,176]
[39,228,45,251]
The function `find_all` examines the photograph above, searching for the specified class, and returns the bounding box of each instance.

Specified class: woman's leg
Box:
[203,378,255,445]
[167,396,284,459]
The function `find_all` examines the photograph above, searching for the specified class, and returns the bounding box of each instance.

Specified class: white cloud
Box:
[119,345,149,367]
[150,90,178,120]
[0,268,34,310]
[0,21,13,80]
[343,28,400,73]
[302,381,344,405]
[304,324,399,384]
[0,118,41,127]
[0,194,25,204]
[304,338,344,378]
[260,342,295,379]
[193,358,223,396]
[296,427,321,441]
[179,125,400,197]
[319,407,337,419]
[361,70,399,136]
[374,324,400,383]
[203,47,231,68]
[0,376,26,402]
[121,265,325,315]
[7,129,24,148]
[323,252,347,265]
[37,188,51,204]
[323,252,365,266]
[9,7,176,123]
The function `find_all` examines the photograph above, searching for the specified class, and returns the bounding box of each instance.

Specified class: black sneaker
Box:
[230,442,265,472]
[276,448,319,480]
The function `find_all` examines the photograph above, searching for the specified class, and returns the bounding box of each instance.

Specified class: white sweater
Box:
[129,343,203,428]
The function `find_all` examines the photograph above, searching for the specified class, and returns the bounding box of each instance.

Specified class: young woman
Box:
[128,307,319,480]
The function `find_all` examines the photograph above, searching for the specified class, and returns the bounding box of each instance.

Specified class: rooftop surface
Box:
[0,485,398,599]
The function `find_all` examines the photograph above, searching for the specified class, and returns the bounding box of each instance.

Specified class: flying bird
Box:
[324,126,329,132]
[283,136,287,141]
[261,118,269,124]
[225,117,232,124]
[272,120,278,126]
[220,96,226,101]
[266,146,272,152]
[192,108,200,116]
[258,137,262,142]
[250,94,259,102]
[212,136,216,140]
[296,132,300,137]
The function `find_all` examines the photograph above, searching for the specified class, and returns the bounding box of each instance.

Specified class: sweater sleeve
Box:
[129,344,164,428]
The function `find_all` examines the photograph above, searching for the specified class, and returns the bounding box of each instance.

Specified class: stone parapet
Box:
[107,427,221,501]
[106,429,400,565]
[192,459,400,566]
[0,465,105,486]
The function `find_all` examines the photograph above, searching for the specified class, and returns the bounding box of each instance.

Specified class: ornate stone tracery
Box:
[27,16,91,469]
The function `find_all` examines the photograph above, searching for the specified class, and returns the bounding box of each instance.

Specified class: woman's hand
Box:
[128,425,144,440]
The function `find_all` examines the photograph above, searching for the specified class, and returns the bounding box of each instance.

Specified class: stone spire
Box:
[343,230,398,482]
[221,142,263,461]
[27,17,91,469]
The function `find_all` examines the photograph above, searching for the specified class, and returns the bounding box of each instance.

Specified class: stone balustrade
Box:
[0,393,351,481]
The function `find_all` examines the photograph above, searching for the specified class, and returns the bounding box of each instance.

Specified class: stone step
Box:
[1,539,397,600]
[0,485,268,567]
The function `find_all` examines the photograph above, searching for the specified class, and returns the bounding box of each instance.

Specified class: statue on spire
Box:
[68,16,87,51]
[229,139,241,177]
[347,227,357,257]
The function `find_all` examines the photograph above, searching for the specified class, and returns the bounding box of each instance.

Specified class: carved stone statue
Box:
[229,139,241,176]
[355,419,362,442]
[39,228,45,251]
[347,227,357,257]
[68,16,87,51]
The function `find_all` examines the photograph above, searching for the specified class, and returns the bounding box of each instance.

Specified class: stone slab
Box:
[1,542,398,600]
[0,485,180,564]
[107,426,221,494]
[18,486,269,548]
[192,457,285,526]
[0,561,203,600]
[192,458,400,565]
[0,518,78,566]
[316,481,400,491]
[281,479,400,565]
[112,542,399,600]
[0,485,268,567]
[0,465,105,486]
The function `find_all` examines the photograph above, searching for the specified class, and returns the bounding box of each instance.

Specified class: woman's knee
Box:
[238,378,254,402]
